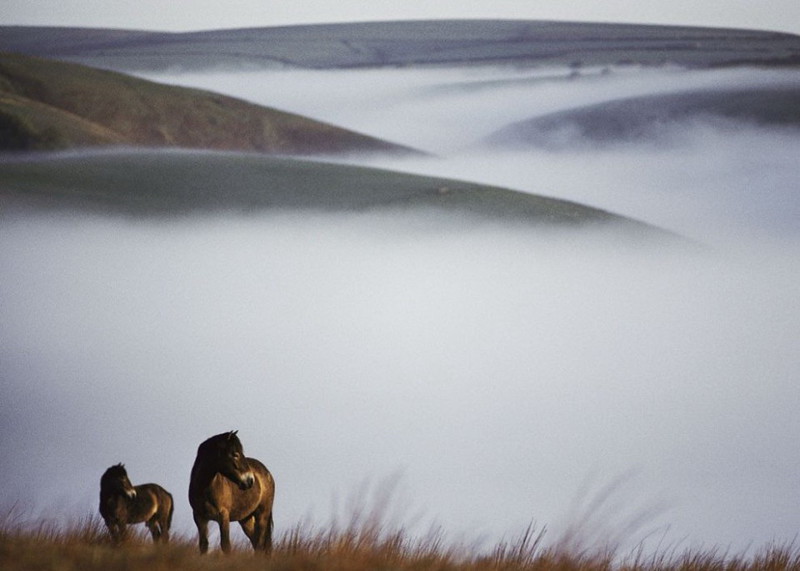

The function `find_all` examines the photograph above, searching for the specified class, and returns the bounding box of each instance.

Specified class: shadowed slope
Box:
[485,85,800,148]
[0,52,421,155]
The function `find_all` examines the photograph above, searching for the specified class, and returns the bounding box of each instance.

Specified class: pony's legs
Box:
[193,512,210,554]
[239,512,272,552]
[258,512,274,553]
[251,511,273,552]
[240,515,257,549]
[218,510,233,553]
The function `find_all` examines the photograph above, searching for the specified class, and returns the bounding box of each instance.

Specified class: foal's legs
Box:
[146,518,162,543]
[105,520,127,544]
[159,522,170,543]
[157,506,171,543]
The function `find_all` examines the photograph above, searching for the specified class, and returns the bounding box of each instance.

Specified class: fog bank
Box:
[141,66,800,153]
[140,65,800,245]
[1,210,799,551]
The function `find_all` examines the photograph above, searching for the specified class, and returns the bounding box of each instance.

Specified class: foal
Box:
[99,463,173,544]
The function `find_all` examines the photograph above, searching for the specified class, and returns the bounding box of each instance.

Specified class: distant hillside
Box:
[1,20,799,71]
[0,149,679,243]
[0,52,420,155]
[485,85,800,148]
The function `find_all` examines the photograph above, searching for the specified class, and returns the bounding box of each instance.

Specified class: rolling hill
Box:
[484,85,800,148]
[0,149,678,242]
[1,20,799,72]
[0,52,420,154]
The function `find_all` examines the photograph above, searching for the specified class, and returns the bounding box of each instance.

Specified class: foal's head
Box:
[101,464,137,499]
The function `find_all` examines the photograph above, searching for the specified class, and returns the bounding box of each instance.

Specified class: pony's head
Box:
[100,463,137,499]
[198,431,255,490]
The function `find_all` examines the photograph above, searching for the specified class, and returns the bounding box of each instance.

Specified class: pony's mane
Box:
[102,463,127,477]
[198,430,240,451]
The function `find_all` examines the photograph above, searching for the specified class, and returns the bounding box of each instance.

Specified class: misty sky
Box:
[3,0,800,35]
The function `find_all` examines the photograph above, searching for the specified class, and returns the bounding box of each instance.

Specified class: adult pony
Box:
[99,463,173,544]
[189,431,275,553]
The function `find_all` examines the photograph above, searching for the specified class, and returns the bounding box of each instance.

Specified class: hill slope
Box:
[0,149,676,242]
[0,52,419,155]
[1,20,799,71]
[484,85,800,148]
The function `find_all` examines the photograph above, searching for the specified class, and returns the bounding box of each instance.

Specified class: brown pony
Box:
[99,463,173,544]
[189,431,275,554]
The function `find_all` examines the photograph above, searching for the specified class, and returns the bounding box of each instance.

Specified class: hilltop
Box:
[1,20,799,71]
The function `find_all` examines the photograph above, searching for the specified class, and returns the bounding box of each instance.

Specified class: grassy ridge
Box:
[0,52,419,155]
[0,149,672,240]
[1,514,798,571]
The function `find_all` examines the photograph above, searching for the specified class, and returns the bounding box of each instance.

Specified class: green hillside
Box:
[0,149,674,241]
[0,52,420,155]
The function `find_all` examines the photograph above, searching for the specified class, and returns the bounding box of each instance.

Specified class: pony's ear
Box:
[228,430,238,440]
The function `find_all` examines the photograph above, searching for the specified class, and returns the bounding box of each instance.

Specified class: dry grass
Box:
[2,500,798,571]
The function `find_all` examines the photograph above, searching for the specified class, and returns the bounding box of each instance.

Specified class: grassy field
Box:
[2,511,798,571]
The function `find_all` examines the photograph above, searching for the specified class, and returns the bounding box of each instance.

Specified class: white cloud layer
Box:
[1,209,798,552]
